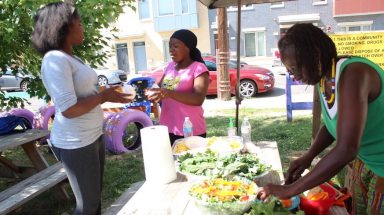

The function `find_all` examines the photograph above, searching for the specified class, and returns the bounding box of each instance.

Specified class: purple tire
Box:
[9,108,34,128]
[105,109,153,154]
[103,112,117,148]
[39,106,55,131]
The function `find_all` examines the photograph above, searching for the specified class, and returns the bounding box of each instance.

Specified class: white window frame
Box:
[180,0,189,14]
[163,39,171,63]
[270,2,284,9]
[243,28,267,57]
[337,21,373,32]
[158,0,174,16]
[227,4,254,11]
[138,0,151,20]
[312,0,327,5]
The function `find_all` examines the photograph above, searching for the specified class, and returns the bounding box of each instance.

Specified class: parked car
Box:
[229,59,248,68]
[0,68,29,91]
[93,67,127,86]
[141,57,274,97]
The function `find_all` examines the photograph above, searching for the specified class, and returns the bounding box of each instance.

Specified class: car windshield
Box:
[228,61,238,69]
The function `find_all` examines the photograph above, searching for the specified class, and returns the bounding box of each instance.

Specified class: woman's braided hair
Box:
[278,23,337,84]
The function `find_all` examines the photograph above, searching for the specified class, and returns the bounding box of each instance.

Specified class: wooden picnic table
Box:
[104,141,348,215]
[0,129,68,214]
[0,129,51,175]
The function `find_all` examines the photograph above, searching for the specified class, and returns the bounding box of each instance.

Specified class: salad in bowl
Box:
[189,177,258,215]
[177,150,270,181]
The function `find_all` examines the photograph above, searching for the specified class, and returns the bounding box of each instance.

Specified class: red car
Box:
[141,57,274,98]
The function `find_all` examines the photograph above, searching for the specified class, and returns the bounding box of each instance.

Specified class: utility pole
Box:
[217,7,231,100]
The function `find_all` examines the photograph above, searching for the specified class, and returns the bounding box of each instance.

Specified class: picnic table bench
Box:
[104,141,348,215]
[0,129,68,215]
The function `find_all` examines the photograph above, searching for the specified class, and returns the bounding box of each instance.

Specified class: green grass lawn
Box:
[1,108,345,214]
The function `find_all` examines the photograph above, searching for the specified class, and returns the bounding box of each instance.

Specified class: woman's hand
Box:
[257,184,296,200]
[285,154,313,184]
[99,86,133,104]
[145,88,168,103]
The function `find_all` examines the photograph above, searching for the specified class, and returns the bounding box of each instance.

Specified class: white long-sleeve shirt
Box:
[41,50,103,149]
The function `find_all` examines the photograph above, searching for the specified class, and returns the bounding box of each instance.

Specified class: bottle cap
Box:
[185,117,189,120]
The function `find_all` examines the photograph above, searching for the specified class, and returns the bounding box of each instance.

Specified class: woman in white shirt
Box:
[31,2,132,214]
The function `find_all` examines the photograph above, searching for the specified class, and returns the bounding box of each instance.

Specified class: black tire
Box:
[98,75,108,86]
[240,79,258,98]
[20,80,28,91]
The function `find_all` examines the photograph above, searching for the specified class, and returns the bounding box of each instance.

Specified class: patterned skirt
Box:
[350,159,384,215]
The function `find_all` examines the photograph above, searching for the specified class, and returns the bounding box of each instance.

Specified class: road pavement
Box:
[3,58,314,116]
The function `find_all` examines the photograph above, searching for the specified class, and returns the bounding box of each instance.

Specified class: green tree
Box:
[0,0,135,110]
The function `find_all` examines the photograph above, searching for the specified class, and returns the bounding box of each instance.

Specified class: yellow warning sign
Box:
[330,32,384,69]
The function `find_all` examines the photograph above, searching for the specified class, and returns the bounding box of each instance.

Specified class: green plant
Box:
[0,0,135,110]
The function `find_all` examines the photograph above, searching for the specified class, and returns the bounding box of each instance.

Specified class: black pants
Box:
[169,133,207,146]
[51,136,105,215]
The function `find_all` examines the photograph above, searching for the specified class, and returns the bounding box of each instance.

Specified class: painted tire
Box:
[103,111,117,147]
[105,109,153,154]
[38,105,55,131]
[9,108,34,128]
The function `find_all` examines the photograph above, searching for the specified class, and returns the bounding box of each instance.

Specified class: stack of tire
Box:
[104,109,153,154]
[34,105,55,132]
[9,106,55,143]
[11,105,153,154]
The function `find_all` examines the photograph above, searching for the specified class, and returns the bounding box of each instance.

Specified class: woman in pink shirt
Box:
[146,29,209,145]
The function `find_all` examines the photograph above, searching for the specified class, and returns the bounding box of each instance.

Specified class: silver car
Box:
[94,68,127,86]
[0,68,28,91]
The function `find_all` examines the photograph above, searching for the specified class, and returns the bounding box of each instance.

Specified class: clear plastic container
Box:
[241,117,252,143]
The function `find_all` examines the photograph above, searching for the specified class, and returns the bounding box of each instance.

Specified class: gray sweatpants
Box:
[52,136,105,215]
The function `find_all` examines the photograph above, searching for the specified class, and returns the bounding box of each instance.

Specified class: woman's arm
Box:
[163,72,209,106]
[147,72,209,106]
[62,86,132,118]
[285,125,335,184]
[263,63,375,199]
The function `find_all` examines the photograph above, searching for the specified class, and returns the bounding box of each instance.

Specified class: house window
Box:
[227,4,254,11]
[270,2,284,8]
[337,21,373,32]
[181,0,189,14]
[244,32,266,57]
[138,0,150,20]
[163,40,171,63]
[313,0,327,5]
[159,0,173,16]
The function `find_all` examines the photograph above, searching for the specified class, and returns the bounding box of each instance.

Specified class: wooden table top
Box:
[0,129,49,152]
[109,141,348,215]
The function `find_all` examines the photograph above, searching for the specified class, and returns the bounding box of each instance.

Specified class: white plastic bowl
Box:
[172,136,207,158]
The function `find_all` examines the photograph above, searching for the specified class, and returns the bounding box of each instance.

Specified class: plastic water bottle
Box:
[183,117,193,138]
[241,117,251,143]
[227,117,237,137]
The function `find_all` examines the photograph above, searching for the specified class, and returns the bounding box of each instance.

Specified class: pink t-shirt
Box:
[160,61,208,136]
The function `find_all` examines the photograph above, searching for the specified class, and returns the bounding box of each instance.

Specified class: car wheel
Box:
[240,79,258,98]
[98,75,108,86]
[20,80,28,91]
